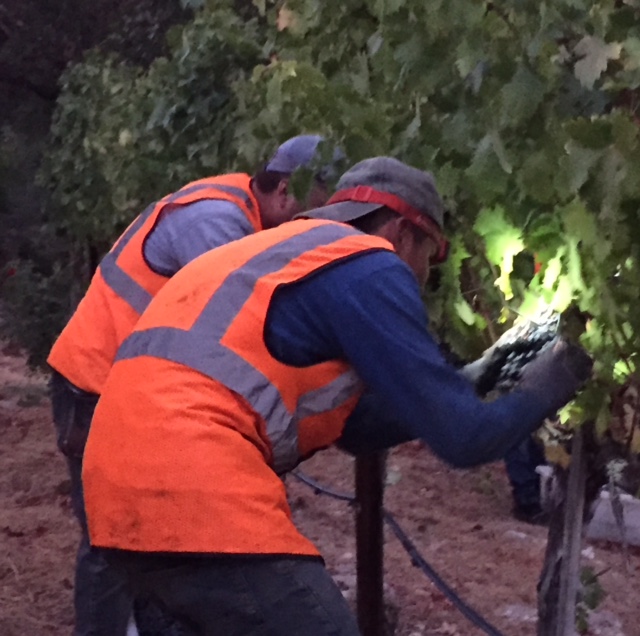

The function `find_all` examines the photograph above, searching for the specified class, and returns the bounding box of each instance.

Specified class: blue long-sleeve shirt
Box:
[265,250,550,468]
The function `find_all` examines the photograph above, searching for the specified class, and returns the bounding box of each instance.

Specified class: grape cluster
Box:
[475,312,560,396]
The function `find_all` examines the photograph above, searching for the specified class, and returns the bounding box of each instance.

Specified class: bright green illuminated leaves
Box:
[550,276,573,313]
[474,207,524,300]
[454,299,477,326]
[613,359,635,383]
[542,252,563,291]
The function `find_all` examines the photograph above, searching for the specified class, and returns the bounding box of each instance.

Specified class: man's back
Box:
[83,219,392,554]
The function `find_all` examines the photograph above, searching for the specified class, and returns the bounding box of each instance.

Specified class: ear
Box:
[276,178,289,200]
[395,218,416,250]
[376,216,402,245]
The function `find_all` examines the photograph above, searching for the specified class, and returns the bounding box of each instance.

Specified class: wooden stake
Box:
[537,428,587,636]
[556,428,587,636]
[355,452,386,636]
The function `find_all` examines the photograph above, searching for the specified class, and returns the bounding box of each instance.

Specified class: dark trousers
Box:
[504,435,546,509]
[50,371,133,636]
[104,551,362,636]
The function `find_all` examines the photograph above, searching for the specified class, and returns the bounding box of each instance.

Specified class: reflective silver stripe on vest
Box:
[166,182,255,212]
[100,202,157,313]
[99,182,254,314]
[99,255,154,314]
[116,223,365,473]
[111,203,157,259]
[295,370,363,421]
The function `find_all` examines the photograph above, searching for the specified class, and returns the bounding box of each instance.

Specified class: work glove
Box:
[459,343,502,389]
[459,329,519,395]
[459,313,561,395]
[517,338,593,415]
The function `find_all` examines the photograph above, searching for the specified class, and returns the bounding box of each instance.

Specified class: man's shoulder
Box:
[311,248,416,295]
[156,198,250,232]
[334,247,410,276]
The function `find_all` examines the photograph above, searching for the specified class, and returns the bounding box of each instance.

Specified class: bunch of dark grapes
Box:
[476,311,560,396]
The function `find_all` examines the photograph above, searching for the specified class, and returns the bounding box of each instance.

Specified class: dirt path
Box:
[0,346,75,635]
[1,346,638,635]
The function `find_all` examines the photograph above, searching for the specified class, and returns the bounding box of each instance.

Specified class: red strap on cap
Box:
[328,186,449,263]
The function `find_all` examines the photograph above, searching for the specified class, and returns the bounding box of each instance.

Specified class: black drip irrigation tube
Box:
[291,471,507,636]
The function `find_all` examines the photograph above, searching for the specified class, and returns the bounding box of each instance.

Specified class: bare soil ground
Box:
[1,345,638,636]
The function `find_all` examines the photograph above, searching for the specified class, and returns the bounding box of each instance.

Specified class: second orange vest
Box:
[47,174,260,394]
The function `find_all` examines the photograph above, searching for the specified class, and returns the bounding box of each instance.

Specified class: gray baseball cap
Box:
[298,156,448,262]
[266,134,344,180]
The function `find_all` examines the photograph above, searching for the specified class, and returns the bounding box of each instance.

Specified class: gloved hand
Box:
[459,347,500,387]
[459,330,514,393]
[459,314,562,395]
[518,338,593,414]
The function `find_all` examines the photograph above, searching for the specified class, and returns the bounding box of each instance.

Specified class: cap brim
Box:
[294,201,382,224]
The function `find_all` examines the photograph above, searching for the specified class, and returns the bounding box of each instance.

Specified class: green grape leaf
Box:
[465,136,510,199]
[542,251,564,291]
[595,400,611,437]
[566,238,595,310]
[500,65,545,127]
[372,0,406,18]
[454,299,477,326]
[489,130,513,175]
[562,199,598,247]
[180,0,205,10]
[474,206,524,299]
[474,206,523,266]
[565,118,614,150]
[434,162,461,198]
[560,141,602,194]
[622,36,640,71]
[574,36,622,89]
[520,151,558,203]
[550,275,573,313]
[517,290,548,320]
[252,0,267,16]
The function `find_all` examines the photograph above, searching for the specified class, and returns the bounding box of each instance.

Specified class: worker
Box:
[505,434,548,524]
[82,157,592,636]
[48,134,335,636]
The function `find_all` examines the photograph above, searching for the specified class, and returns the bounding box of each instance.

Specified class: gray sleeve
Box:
[144,199,255,276]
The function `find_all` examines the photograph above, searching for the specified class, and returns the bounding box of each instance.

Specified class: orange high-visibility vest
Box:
[82,219,394,556]
[47,174,260,394]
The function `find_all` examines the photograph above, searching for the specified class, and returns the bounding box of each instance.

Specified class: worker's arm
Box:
[266,251,574,468]
[144,199,254,276]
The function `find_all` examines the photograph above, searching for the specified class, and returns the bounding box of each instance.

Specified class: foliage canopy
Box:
[4,0,640,458]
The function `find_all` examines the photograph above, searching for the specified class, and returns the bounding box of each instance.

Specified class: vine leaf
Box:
[574,36,622,89]
[500,65,544,126]
[550,276,573,313]
[474,207,523,299]
[562,200,598,248]
[180,0,205,9]
[454,299,477,326]
[277,5,297,31]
